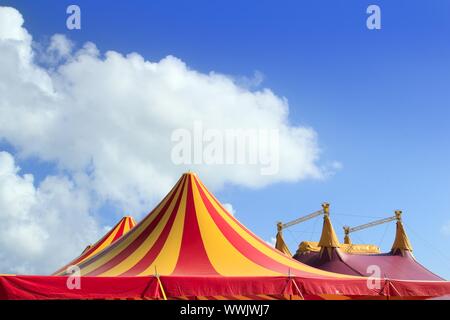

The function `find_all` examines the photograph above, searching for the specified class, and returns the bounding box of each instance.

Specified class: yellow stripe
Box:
[121,217,135,235]
[122,221,130,234]
[123,217,135,233]
[79,178,185,275]
[192,178,279,276]
[126,217,136,231]
[196,177,354,278]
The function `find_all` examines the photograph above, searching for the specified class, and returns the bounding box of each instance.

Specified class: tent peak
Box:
[53,215,137,275]
[318,214,340,249]
[391,217,413,253]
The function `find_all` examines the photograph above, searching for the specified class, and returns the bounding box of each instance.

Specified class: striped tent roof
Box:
[61,172,354,278]
[53,216,136,275]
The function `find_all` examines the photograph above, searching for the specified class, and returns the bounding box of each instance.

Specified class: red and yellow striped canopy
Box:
[53,216,136,275]
[63,173,353,278]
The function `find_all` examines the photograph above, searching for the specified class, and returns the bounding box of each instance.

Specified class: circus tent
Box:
[1,172,449,300]
[55,172,352,278]
[291,213,444,281]
[52,216,136,276]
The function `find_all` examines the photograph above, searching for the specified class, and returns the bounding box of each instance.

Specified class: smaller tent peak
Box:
[275,222,292,256]
[318,212,341,249]
[183,171,197,177]
[118,216,137,228]
[391,212,413,253]
[53,215,137,275]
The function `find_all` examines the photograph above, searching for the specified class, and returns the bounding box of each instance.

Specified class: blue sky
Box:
[1,0,450,278]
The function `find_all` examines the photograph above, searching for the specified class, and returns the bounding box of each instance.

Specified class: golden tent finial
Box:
[277,222,283,232]
[343,226,352,245]
[322,202,330,215]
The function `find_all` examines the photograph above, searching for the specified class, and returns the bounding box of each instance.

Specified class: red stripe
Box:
[128,218,135,230]
[118,182,185,276]
[194,178,314,276]
[81,177,187,275]
[172,175,218,275]
[112,219,126,242]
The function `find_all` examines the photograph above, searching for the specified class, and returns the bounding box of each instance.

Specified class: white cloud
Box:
[0,6,334,273]
[321,160,343,178]
[0,6,29,42]
[43,33,74,64]
[0,151,101,274]
[222,203,235,216]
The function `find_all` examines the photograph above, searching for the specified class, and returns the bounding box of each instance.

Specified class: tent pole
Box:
[154,266,167,300]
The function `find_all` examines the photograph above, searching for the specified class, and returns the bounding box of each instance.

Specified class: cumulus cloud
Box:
[0,6,333,273]
[43,33,74,64]
[0,151,101,274]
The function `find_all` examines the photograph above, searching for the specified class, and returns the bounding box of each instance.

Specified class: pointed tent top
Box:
[275,223,292,256]
[63,173,354,278]
[391,210,413,253]
[53,216,137,275]
[318,212,341,249]
[78,216,137,259]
